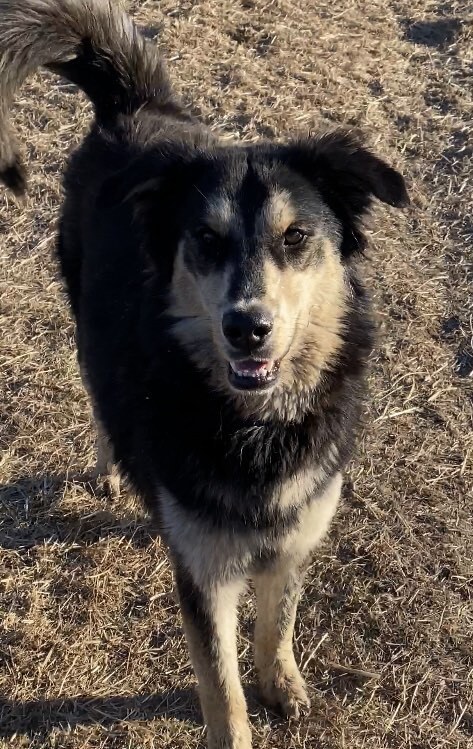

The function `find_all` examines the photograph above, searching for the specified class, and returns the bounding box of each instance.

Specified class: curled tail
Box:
[0,0,174,194]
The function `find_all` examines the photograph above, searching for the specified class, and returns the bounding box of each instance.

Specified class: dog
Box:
[0,2,409,747]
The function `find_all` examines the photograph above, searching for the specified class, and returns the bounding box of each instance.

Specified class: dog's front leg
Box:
[175,566,252,749]
[253,556,311,720]
[92,418,121,497]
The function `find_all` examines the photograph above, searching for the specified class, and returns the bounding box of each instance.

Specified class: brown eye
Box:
[284,227,307,247]
[194,227,225,259]
[196,227,219,245]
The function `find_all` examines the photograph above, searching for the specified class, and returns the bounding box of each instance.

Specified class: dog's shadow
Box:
[0,687,282,740]
[0,473,158,551]
[0,690,201,739]
[0,474,204,738]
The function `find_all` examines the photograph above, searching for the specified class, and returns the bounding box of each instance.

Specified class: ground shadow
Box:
[0,474,158,551]
[141,24,163,40]
[435,125,473,376]
[0,690,200,738]
[401,17,462,48]
[0,687,283,740]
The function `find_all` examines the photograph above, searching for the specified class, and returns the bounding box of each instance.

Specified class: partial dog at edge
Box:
[0,2,409,747]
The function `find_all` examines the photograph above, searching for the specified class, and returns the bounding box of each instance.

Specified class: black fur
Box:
[63,139,375,535]
[58,78,388,543]
[174,562,215,648]
[0,0,409,552]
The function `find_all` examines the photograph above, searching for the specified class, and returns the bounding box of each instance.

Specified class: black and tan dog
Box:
[0,2,409,746]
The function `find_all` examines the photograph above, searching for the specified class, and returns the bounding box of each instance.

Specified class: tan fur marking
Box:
[169,210,349,420]
[254,473,342,718]
[204,194,236,235]
[274,464,327,509]
[161,488,256,587]
[259,189,296,236]
[178,578,252,749]
[168,243,234,393]
[253,560,309,719]
[255,238,348,420]
[283,471,342,558]
[160,473,341,589]
[170,241,233,324]
[158,473,341,742]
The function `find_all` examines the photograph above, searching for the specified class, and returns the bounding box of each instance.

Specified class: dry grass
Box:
[0,0,472,747]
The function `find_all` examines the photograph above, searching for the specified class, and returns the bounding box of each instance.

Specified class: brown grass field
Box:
[0,1,472,747]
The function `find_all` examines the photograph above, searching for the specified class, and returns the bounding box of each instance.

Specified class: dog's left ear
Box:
[281,130,409,257]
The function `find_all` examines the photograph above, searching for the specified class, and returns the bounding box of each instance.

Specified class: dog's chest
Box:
[270,463,328,510]
[160,472,342,588]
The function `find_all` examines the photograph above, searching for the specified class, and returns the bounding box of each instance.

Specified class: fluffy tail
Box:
[0,0,174,194]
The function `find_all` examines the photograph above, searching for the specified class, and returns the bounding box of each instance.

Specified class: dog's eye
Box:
[195,227,220,247]
[283,227,307,247]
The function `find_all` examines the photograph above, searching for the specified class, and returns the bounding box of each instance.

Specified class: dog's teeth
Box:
[229,360,278,384]
[231,362,272,373]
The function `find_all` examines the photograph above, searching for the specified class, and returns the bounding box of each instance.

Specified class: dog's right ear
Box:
[99,150,192,208]
[100,148,203,210]
[98,148,206,274]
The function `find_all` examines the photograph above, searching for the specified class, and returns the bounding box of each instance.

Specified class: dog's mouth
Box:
[228,359,280,391]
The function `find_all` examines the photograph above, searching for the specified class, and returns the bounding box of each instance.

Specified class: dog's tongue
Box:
[230,360,273,377]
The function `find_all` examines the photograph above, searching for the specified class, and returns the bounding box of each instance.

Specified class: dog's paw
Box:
[258,660,310,721]
[90,463,121,499]
[102,468,121,499]
[207,720,252,749]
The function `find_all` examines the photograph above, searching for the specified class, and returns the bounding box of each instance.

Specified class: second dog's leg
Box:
[253,556,310,720]
[175,567,252,749]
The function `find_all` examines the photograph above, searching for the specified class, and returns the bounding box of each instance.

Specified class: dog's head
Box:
[111,131,408,403]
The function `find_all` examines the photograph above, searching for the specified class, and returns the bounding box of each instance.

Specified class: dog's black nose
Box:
[222,307,273,351]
